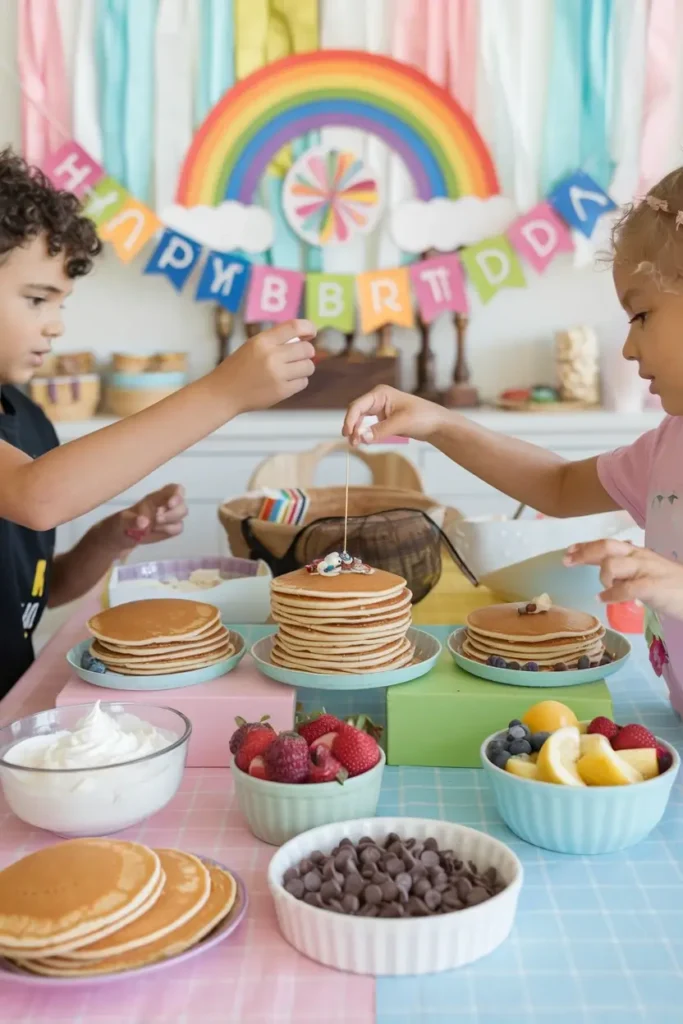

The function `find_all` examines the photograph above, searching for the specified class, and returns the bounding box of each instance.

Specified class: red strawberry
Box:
[248,756,268,780]
[587,716,620,740]
[297,712,343,746]
[611,724,657,751]
[230,715,274,756]
[656,744,674,774]
[234,724,276,772]
[307,744,348,785]
[309,731,338,751]
[332,723,381,778]
[264,732,310,783]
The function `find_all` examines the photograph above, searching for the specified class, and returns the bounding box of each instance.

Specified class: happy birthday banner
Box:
[44,141,617,333]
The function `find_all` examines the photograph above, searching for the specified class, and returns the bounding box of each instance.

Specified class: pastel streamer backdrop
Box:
[154,0,197,215]
[18,0,70,168]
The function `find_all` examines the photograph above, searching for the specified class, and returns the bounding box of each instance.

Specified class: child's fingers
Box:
[599,555,640,589]
[598,580,641,604]
[564,538,634,566]
[343,388,388,440]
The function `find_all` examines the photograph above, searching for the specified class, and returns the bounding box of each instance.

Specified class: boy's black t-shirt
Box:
[0,386,58,699]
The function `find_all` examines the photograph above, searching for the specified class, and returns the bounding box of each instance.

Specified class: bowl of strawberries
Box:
[229,712,386,846]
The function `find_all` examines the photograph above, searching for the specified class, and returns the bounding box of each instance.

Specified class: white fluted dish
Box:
[268,817,523,975]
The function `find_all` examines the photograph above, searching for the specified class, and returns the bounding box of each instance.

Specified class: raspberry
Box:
[656,744,674,774]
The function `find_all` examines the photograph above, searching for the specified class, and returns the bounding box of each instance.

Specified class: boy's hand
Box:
[343,386,446,445]
[222,319,317,412]
[116,484,188,549]
[564,540,683,620]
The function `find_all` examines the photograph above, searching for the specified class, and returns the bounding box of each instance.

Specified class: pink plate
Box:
[0,859,247,987]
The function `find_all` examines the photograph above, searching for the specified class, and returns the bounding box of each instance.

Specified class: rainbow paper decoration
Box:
[258,488,310,526]
[176,50,499,206]
[283,146,381,246]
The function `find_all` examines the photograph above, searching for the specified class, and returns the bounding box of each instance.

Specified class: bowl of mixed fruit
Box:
[229,712,385,846]
[481,700,679,855]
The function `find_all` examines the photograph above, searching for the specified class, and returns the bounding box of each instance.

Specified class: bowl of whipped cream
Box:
[0,701,190,837]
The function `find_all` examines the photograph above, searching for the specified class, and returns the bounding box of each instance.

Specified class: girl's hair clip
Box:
[645,194,671,212]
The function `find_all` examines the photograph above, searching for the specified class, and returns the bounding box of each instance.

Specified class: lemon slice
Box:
[615,748,658,781]
[536,726,585,786]
[579,733,606,756]
[506,755,539,780]
[576,734,643,786]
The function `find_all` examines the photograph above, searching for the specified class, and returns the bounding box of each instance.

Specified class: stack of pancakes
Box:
[463,602,606,671]
[270,566,414,673]
[87,599,234,675]
[0,838,238,977]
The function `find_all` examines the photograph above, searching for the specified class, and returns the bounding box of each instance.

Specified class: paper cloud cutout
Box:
[161,202,274,254]
[390,196,517,254]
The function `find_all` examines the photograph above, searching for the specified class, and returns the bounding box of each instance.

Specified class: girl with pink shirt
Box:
[344,167,683,715]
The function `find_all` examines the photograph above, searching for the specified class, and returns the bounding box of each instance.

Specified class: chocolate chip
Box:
[379,903,402,918]
[401,851,416,871]
[442,890,464,910]
[381,879,399,902]
[361,866,375,879]
[322,860,343,883]
[303,891,324,908]
[342,858,360,877]
[424,888,442,911]
[344,874,365,896]
[299,859,314,874]
[466,886,490,906]
[410,864,428,881]
[424,837,439,852]
[385,857,404,877]
[334,848,356,870]
[420,850,440,868]
[321,879,342,901]
[405,897,430,917]
[456,877,472,900]
[339,837,354,847]
[303,871,321,892]
[483,867,499,887]
[363,884,383,905]
[371,871,389,886]
[358,836,375,847]
[413,877,431,898]
[359,904,380,917]
[283,867,299,883]
[386,832,401,846]
[360,846,382,865]
[285,878,305,899]
[395,872,412,892]
[342,894,360,914]
[327,899,344,913]
[310,850,326,864]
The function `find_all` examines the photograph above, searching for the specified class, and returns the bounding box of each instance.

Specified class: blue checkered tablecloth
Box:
[243,625,683,1022]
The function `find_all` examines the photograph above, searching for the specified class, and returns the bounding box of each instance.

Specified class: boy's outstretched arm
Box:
[343,386,618,519]
[0,321,316,532]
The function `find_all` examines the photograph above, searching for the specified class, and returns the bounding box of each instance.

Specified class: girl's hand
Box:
[118,484,188,547]
[343,386,446,445]
[564,540,683,621]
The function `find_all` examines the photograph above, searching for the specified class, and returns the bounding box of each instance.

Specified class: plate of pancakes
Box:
[252,565,442,690]
[67,599,246,690]
[0,839,247,985]
[448,600,631,687]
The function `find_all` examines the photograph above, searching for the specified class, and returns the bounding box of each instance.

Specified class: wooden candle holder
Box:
[441,311,480,408]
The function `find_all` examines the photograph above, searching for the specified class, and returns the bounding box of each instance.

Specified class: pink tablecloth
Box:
[0,605,375,1024]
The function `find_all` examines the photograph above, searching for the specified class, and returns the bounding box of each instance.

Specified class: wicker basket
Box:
[29,374,101,421]
[219,441,461,564]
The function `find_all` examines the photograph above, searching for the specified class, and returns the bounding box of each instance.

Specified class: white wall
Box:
[0,1,627,401]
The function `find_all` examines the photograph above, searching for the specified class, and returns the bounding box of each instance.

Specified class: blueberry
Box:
[508,719,522,728]
[81,651,106,674]
[491,750,511,769]
[600,653,613,666]
[577,655,590,670]
[488,656,506,668]
[530,731,550,752]
[508,739,532,756]
[523,662,539,672]
[486,739,505,758]
[553,662,567,672]
[507,661,521,671]
[507,725,527,741]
